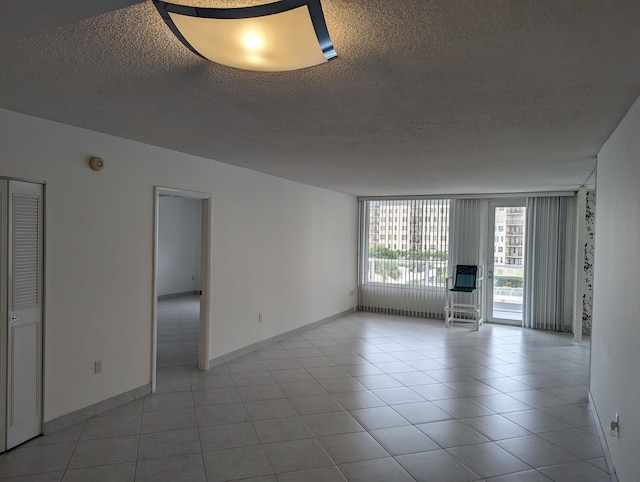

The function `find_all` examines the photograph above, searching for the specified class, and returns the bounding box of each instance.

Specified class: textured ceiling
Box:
[2,0,639,196]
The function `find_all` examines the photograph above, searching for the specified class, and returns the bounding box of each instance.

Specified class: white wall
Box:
[0,108,358,422]
[591,96,640,482]
[158,196,201,296]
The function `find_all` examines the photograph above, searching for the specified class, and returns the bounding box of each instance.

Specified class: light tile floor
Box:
[0,295,611,481]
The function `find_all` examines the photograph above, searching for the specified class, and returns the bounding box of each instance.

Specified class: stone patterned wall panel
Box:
[583,191,595,335]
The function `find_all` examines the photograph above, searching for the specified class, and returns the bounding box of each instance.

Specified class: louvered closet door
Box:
[0,180,7,452]
[7,180,43,449]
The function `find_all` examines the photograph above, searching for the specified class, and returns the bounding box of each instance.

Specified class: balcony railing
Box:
[366,258,448,287]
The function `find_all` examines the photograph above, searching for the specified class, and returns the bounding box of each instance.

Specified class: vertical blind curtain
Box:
[447,199,483,312]
[358,199,449,318]
[523,196,572,330]
[448,199,482,269]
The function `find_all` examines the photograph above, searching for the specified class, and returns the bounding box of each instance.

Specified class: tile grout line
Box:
[6,296,598,481]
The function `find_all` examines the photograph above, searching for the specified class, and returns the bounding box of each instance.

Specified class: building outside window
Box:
[364,199,449,286]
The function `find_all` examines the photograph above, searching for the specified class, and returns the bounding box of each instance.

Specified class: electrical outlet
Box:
[348,289,356,296]
[258,312,263,323]
[94,360,102,374]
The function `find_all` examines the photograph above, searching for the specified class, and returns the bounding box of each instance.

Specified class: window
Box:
[498,226,504,232]
[498,247,504,253]
[363,199,449,287]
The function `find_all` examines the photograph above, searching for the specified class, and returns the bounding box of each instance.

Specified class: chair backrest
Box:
[451,264,478,292]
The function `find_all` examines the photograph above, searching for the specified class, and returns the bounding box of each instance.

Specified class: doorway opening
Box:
[487,200,526,325]
[152,188,211,392]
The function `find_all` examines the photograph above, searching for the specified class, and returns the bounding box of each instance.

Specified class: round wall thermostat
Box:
[89,157,105,171]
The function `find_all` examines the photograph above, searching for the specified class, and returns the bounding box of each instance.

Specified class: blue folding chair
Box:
[450,265,478,292]
[445,265,483,330]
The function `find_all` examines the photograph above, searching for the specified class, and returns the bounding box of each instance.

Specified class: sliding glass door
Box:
[486,200,526,325]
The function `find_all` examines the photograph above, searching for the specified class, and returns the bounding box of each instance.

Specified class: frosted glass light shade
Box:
[153,0,337,72]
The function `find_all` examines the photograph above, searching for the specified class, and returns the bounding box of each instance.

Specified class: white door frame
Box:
[152,187,212,392]
[486,198,526,326]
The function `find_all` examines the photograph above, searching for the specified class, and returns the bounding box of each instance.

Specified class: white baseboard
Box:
[43,383,151,435]
[209,309,354,368]
[588,391,618,482]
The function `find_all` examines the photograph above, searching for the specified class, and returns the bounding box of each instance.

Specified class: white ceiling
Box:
[1,0,639,196]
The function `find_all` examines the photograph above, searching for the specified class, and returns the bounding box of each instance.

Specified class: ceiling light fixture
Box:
[152,0,337,72]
